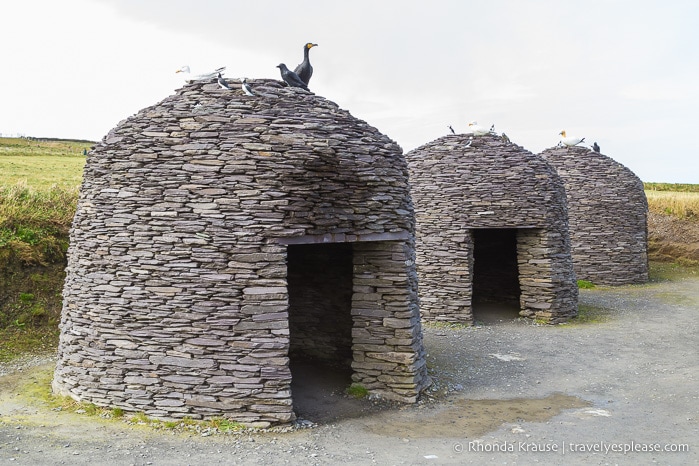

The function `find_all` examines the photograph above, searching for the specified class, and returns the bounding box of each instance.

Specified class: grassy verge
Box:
[17,366,247,434]
[0,183,78,265]
[648,260,699,282]
[1,182,77,359]
[644,182,699,221]
[0,327,60,362]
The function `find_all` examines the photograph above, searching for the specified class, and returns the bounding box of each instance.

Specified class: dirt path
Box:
[1,271,697,465]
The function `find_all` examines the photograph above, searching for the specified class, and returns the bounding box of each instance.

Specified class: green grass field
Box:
[644,182,699,193]
[0,137,90,189]
[644,182,699,220]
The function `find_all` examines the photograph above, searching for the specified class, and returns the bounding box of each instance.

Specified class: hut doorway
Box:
[471,228,522,323]
[287,243,355,420]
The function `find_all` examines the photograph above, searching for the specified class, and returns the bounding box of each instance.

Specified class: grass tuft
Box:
[570,304,611,324]
[346,383,369,399]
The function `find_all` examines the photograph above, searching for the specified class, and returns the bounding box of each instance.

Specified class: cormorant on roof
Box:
[277,64,309,91]
[176,65,226,82]
[559,130,585,147]
[448,125,456,135]
[241,78,256,96]
[294,42,318,85]
[592,142,601,153]
[217,72,232,90]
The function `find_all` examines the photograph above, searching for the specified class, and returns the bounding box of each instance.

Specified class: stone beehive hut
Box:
[539,145,648,285]
[406,134,578,324]
[53,78,430,426]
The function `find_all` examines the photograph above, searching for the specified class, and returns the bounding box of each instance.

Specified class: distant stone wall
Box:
[53,79,429,426]
[539,146,648,285]
[407,134,578,324]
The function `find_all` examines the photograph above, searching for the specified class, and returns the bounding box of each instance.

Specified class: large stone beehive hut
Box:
[53,78,430,426]
[406,134,578,324]
[539,145,649,285]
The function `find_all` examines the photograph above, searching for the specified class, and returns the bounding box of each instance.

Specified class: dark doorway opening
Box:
[472,228,522,323]
[287,243,355,421]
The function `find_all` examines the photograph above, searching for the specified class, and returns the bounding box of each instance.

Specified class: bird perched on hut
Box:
[176,65,226,83]
[592,142,601,153]
[468,121,491,136]
[294,42,318,86]
[241,78,256,96]
[448,125,456,135]
[277,64,310,91]
[501,133,511,143]
[559,130,585,147]
[217,72,232,90]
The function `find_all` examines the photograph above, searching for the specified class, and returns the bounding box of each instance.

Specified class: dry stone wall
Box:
[53,78,429,426]
[539,146,648,285]
[407,134,578,324]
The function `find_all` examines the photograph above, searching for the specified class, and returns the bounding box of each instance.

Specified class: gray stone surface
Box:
[53,78,430,426]
[539,146,649,285]
[406,134,578,324]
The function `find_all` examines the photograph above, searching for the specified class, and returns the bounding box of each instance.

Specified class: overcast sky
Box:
[1,0,697,182]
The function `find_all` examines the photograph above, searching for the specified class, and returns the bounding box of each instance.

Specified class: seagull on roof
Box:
[217,72,232,90]
[592,142,601,153]
[277,64,309,91]
[176,65,226,82]
[559,130,585,147]
[241,78,256,96]
[294,42,318,86]
[448,125,456,135]
[468,121,490,136]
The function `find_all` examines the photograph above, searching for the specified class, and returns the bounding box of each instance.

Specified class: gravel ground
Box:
[1,272,697,465]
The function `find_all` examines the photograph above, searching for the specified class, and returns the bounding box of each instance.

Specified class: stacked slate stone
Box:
[406,134,578,324]
[53,78,429,426]
[539,145,649,285]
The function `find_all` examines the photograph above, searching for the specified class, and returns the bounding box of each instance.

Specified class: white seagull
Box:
[176,65,226,82]
[559,130,585,147]
[468,121,490,136]
[241,78,256,96]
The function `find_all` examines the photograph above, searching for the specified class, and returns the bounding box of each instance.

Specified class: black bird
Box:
[592,142,601,153]
[217,72,232,90]
[294,42,318,85]
[277,63,309,91]
[448,125,456,135]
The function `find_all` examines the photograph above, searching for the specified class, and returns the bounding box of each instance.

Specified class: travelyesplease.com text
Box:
[454,440,690,455]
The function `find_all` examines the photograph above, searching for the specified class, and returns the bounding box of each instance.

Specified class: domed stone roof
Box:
[407,134,578,324]
[53,79,429,425]
[539,145,648,285]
